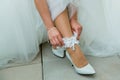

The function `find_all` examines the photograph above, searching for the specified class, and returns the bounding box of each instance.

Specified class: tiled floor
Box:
[0,42,120,80]
[42,43,120,80]
[0,64,42,80]
[0,52,42,80]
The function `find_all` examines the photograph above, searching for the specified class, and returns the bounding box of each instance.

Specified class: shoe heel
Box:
[66,51,96,75]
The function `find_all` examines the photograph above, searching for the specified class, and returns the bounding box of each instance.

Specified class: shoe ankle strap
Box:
[63,32,79,50]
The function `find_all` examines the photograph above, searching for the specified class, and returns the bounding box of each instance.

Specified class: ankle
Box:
[66,44,88,67]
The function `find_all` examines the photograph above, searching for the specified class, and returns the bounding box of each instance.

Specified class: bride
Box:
[0,0,120,69]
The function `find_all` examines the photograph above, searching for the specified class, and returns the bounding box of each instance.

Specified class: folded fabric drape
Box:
[0,0,120,69]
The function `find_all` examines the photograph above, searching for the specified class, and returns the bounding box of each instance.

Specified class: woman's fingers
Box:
[50,35,63,47]
[54,35,64,47]
[50,39,55,46]
[48,27,64,47]
[50,37,60,47]
[72,24,82,40]
[71,19,83,40]
[77,26,81,40]
[77,34,80,40]
[54,37,60,46]
[58,35,64,46]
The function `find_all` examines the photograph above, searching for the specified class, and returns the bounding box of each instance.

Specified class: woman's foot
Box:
[66,45,96,74]
[66,44,88,68]
[63,33,95,74]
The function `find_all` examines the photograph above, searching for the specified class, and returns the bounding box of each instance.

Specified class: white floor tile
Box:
[0,63,42,80]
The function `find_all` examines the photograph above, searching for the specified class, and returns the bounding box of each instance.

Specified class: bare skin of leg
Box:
[54,9,88,68]
[52,12,82,48]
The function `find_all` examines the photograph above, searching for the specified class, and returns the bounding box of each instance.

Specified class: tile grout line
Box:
[40,44,44,80]
[117,53,120,59]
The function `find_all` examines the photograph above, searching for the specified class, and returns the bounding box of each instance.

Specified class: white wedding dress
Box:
[0,0,41,68]
[78,0,120,57]
[0,0,120,69]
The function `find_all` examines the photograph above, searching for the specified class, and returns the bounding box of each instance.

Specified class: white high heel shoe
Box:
[52,47,65,58]
[63,32,96,75]
[66,51,95,74]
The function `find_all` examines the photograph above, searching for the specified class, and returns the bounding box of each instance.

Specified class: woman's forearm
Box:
[34,0,54,30]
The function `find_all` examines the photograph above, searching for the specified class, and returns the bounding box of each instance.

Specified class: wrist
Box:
[47,27,57,34]
[45,23,55,31]
[44,21,55,31]
[46,26,54,31]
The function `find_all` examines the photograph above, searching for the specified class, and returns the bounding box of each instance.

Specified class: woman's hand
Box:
[70,19,82,40]
[47,27,64,48]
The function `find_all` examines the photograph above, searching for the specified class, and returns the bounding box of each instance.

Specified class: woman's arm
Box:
[34,0,64,47]
[34,0,54,30]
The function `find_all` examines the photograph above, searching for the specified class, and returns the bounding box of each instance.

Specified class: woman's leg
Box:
[54,8,88,68]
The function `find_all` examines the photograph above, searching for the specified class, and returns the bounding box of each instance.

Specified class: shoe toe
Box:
[75,64,96,74]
